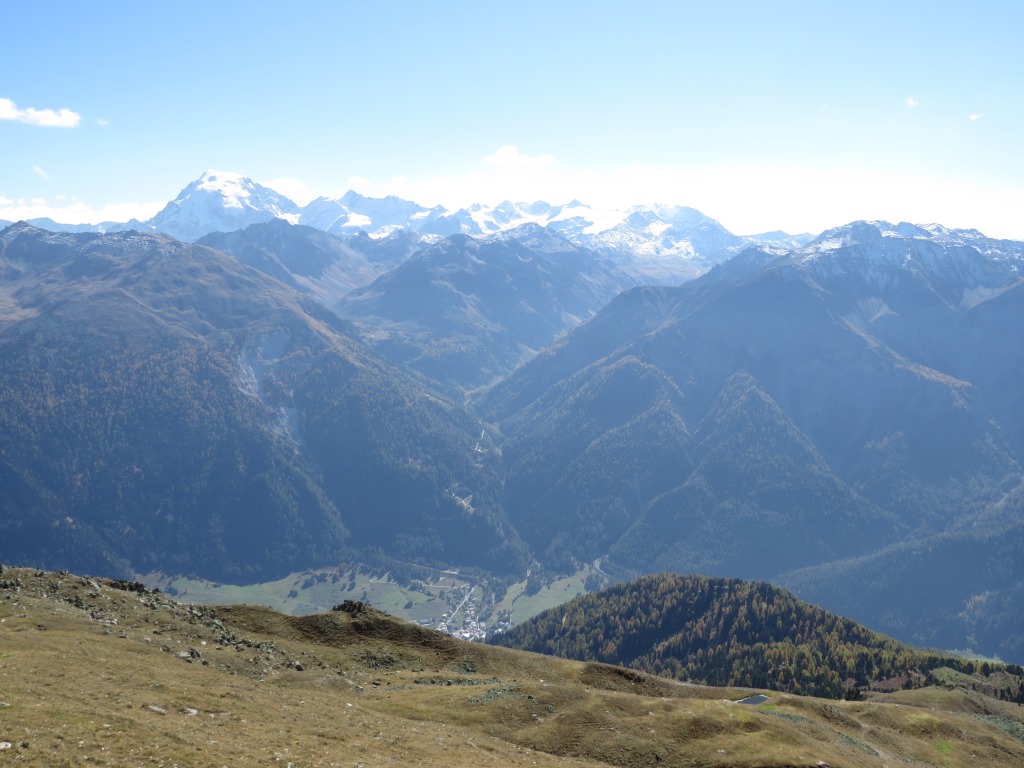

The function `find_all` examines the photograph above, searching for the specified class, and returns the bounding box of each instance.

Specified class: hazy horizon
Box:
[3,1,1022,238]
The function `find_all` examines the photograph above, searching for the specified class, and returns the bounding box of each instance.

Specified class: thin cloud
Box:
[906,96,920,107]
[0,97,81,127]
[33,166,50,181]
[346,175,373,190]
[483,145,556,170]
[261,177,316,205]
[95,117,110,127]
[968,113,984,121]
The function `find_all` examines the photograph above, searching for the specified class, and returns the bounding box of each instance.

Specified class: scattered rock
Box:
[110,579,148,594]
[145,705,167,715]
[332,599,369,614]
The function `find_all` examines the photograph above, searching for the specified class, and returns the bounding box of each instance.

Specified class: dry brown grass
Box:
[2,566,1023,767]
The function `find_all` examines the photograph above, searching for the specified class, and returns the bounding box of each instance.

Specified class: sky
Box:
[2,1,1022,238]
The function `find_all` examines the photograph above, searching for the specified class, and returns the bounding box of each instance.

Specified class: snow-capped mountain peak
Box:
[298,190,435,236]
[25,170,1022,290]
[484,222,582,254]
[148,171,299,241]
[790,219,1024,296]
[194,169,252,209]
[806,220,1024,257]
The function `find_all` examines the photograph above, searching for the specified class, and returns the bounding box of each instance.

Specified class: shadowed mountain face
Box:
[335,225,635,393]
[776,517,1024,662]
[480,222,1024,597]
[196,219,420,305]
[0,224,525,581]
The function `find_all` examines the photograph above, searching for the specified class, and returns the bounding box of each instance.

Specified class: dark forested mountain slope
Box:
[500,355,693,570]
[335,225,634,392]
[491,573,998,699]
[777,516,1024,662]
[607,372,900,578]
[0,223,524,581]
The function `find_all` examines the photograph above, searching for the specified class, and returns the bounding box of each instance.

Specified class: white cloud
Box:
[261,176,317,205]
[0,97,81,127]
[906,96,920,107]
[483,145,556,169]
[352,149,569,210]
[33,166,50,181]
[968,113,984,121]
[94,200,166,222]
[0,198,164,225]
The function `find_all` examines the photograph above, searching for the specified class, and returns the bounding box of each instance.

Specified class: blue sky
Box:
[2,1,1022,237]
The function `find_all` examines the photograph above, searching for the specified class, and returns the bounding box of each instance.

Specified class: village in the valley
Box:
[418,583,492,642]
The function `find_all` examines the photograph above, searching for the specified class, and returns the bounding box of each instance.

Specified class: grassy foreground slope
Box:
[2,566,1024,767]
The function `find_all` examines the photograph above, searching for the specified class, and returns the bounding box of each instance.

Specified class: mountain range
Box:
[4,169,813,284]
[478,219,1024,657]
[3,173,1024,661]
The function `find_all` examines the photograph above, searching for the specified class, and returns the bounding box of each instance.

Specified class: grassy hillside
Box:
[3,565,1024,767]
